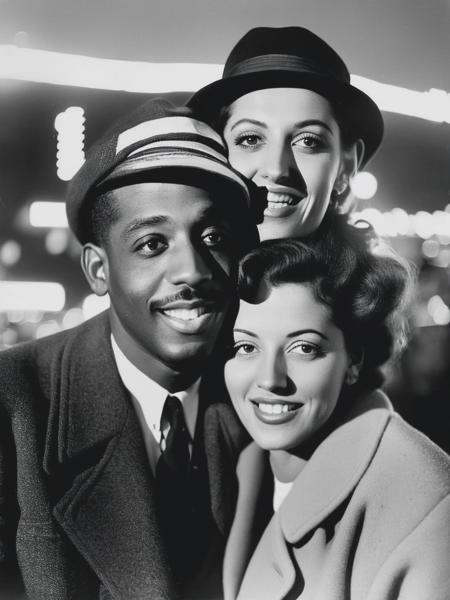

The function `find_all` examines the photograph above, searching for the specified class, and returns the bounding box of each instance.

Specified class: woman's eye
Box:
[136,237,167,256]
[233,342,258,356]
[293,134,323,150]
[234,133,263,149]
[289,341,321,357]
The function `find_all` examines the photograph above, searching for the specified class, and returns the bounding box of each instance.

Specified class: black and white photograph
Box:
[0,1,449,598]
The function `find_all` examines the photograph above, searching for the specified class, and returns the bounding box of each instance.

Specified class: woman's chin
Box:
[257,217,311,241]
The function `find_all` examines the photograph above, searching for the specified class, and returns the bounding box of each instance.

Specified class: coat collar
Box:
[224,391,393,600]
[42,312,176,599]
[41,312,242,598]
[279,390,392,543]
[43,311,128,471]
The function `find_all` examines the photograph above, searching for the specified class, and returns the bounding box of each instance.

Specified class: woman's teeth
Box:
[257,403,297,415]
[266,192,300,208]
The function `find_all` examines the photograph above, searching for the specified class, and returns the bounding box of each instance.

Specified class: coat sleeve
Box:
[368,494,450,600]
[0,402,26,599]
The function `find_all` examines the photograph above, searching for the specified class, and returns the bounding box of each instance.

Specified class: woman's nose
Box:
[259,140,296,183]
[256,352,289,393]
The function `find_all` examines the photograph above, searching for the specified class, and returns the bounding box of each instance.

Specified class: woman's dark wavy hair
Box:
[238,212,414,394]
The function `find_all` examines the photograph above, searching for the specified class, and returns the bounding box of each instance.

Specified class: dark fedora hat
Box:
[188,26,383,165]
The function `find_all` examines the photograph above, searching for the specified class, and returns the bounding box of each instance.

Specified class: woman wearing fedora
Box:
[189,26,383,242]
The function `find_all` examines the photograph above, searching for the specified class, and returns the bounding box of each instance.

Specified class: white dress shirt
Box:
[111,335,200,475]
[273,476,294,512]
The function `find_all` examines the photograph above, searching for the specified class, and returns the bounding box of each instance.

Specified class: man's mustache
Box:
[150,286,225,310]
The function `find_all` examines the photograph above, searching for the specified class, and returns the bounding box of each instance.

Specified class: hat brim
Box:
[85,153,260,251]
[97,151,252,210]
[189,70,383,166]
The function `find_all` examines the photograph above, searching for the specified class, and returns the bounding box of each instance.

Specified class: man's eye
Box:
[136,237,167,256]
[202,230,229,247]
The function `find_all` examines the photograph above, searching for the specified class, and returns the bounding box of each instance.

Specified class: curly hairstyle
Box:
[237,212,414,393]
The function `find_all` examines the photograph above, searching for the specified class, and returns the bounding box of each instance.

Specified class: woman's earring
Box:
[332,174,349,197]
[345,366,359,386]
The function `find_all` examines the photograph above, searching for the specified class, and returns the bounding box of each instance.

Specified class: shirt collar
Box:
[110,334,200,441]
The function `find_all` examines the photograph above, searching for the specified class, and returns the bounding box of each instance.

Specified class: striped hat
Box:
[66,98,262,243]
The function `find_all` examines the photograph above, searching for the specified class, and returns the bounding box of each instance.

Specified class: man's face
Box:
[85,181,239,386]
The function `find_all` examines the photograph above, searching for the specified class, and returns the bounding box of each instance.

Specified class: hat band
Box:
[225,53,349,83]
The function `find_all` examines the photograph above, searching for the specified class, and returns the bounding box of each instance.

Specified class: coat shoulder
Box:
[382,413,450,491]
[204,401,250,455]
[360,412,450,525]
[0,312,110,413]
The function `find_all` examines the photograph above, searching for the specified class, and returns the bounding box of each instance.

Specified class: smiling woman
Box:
[223,88,346,240]
[189,26,383,240]
[228,281,351,454]
[223,214,450,600]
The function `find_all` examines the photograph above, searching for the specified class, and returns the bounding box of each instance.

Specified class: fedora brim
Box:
[189,70,383,166]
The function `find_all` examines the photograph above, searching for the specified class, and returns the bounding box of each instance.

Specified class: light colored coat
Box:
[224,391,450,600]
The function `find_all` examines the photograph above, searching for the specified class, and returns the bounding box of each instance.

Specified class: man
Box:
[0,99,261,599]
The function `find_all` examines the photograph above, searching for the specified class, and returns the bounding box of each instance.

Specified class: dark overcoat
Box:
[0,312,247,600]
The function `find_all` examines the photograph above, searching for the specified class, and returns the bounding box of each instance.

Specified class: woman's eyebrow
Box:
[233,328,258,338]
[292,119,333,134]
[229,118,267,132]
[229,118,333,135]
[287,329,329,341]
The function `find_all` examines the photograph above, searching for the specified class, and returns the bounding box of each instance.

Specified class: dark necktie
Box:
[156,395,192,584]
[157,395,190,478]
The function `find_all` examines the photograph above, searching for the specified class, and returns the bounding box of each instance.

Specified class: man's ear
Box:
[81,243,109,296]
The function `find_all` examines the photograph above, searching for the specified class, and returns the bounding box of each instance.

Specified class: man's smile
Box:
[155,300,223,334]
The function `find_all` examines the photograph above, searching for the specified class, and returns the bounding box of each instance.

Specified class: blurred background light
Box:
[355,208,450,241]
[82,293,110,320]
[54,106,85,181]
[427,295,450,326]
[422,239,440,259]
[433,248,450,269]
[45,229,70,255]
[7,310,25,323]
[0,282,65,312]
[350,171,378,200]
[0,46,449,123]
[36,320,61,339]
[0,240,22,266]
[29,201,68,228]
[0,46,222,93]
[352,76,450,123]
[1,328,19,346]
[62,307,85,330]
[413,211,434,239]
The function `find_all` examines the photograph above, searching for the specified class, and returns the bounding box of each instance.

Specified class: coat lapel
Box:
[199,376,250,536]
[225,391,393,600]
[43,313,175,600]
[279,390,393,544]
